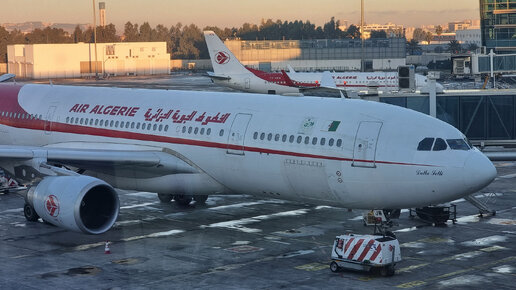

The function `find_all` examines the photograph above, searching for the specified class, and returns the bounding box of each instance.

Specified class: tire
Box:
[387,266,395,276]
[24,203,39,222]
[193,195,208,204]
[157,193,173,203]
[380,266,388,277]
[174,194,192,206]
[330,261,339,273]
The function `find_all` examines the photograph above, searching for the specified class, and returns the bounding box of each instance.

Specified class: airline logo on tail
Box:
[215,52,230,65]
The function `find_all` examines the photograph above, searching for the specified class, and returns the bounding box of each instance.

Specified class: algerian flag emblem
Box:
[326,121,341,132]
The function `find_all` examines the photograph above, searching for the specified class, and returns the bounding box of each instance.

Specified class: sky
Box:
[1,0,480,29]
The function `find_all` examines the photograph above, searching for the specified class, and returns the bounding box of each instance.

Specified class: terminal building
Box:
[7,42,170,79]
[480,0,516,54]
[224,37,406,72]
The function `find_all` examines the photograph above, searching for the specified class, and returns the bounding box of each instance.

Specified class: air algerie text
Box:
[68,103,232,126]
[69,104,140,117]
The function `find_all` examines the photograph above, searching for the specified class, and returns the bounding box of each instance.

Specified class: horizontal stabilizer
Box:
[0,74,15,82]
[206,71,231,80]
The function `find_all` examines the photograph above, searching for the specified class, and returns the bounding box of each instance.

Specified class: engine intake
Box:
[26,176,119,234]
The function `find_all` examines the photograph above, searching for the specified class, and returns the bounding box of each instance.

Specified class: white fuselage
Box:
[0,83,495,209]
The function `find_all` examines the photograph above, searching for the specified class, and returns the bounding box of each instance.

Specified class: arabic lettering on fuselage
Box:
[69,104,231,126]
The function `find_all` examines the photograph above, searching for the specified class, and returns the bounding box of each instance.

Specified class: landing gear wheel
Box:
[193,195,208,204]
[157,193,173,203]
[174,194,192,206]
[23,203,39,222]
[383,209,401,219]
[330,261,340,273]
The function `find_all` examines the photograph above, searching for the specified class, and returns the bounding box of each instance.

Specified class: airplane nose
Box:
[463,152,497,193]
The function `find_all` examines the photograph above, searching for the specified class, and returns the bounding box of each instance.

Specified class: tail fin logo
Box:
[215,51,230,65]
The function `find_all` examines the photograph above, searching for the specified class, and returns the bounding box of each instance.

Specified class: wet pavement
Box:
[0,75,515,289]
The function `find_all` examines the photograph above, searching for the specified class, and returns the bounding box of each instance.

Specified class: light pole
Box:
[360,0,365,72]
[92,0,98,79]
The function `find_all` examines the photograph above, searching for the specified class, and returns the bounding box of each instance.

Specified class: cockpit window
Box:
[433,138,447,151]
[417,138,434,151]
[447,139,470,150]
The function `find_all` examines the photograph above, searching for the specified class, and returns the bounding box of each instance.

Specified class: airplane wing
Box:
[287,65,296,74]
[0,74,15,82]
[206,71,231,80]
[0,144,198,179]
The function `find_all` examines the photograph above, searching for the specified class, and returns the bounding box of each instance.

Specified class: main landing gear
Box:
[157,194,208,206]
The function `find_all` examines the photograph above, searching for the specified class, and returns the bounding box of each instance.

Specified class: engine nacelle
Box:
[26,176,119,234]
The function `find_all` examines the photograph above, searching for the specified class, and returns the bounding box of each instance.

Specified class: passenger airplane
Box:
[204,31,444,95]
[0,80,495,234]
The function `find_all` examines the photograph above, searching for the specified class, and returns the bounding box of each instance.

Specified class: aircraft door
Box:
[227,113,252,155]
[352,121,382,168]
[44,106,57,135]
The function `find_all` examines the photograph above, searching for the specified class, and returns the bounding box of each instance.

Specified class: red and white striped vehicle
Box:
[330,233,401,276]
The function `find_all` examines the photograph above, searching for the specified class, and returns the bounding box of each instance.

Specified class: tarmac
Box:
[0,74,515,289]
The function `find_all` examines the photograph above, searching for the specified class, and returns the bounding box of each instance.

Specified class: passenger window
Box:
[329,138,335,147]
[282,134,287,142]
[274,134,280,142]
[337,139,342,147]
[131,122,135,129]
[115,121,119,128]
[110,120,114,127]
[417,138,434,151]
[297,136,302,143]
[207,128,211,135]
[289,135,294,143]
[164,125,169,131]
[194,127,198,134]
[219,129,224,136]
[188,127,192,134]
[99,119,104,126]
[147,123,152,130]
[304,136,310,144]
[125,122,130,128]
[153,124,157,131]
[159,124,163,131]
[120,121,124,128]
[66,117,69,123]
[320,138,326,146]
[182,126,186,133]
[200,128,205,135]
[253,132,258,140]
[136,123,140,129]
[433,138,447,151]
[260,133,265,140]
[312,137,317,145]
[267,133,272,141]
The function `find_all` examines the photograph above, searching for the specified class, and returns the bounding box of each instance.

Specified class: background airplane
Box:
[204,31,444,96]
[0,81,495,234]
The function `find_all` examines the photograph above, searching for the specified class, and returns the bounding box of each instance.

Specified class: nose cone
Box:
[463,152,497,193]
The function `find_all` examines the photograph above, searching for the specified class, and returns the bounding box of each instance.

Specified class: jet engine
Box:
[25,176,119,234]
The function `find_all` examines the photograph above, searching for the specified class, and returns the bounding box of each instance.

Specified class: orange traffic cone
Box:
[104,241,111,254]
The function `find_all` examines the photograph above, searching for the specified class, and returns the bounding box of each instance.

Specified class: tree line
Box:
[0,17,368,63]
